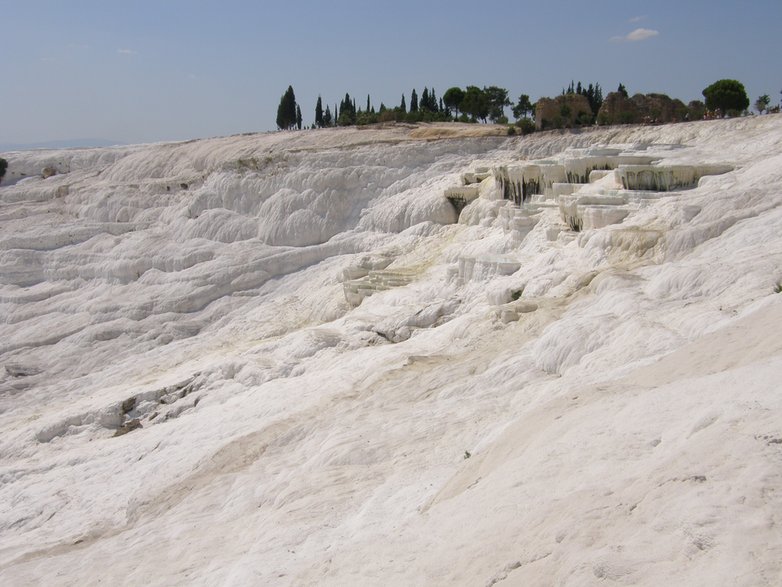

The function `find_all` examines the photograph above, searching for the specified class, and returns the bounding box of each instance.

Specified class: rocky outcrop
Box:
[631,93,688,123]
[42,166,58,179]
[598,92,689,125]
[597,92,640,125]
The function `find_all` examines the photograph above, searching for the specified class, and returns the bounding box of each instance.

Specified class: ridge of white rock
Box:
[1,117,782,585]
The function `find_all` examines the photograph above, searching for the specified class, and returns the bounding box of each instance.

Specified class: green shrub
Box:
[619,111,637,124]
[687,100,706,121]
[576,112,594,126]
[515,118,536,135]
[377,109,397,123]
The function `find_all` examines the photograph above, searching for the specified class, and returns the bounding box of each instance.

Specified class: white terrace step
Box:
[615,164,733,191]
[498,206,540,236]
[343,268,418,306]
[444,185,481,215]
[455,254,521,284]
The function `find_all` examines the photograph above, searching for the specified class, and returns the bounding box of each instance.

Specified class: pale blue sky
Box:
[1,0,779,145]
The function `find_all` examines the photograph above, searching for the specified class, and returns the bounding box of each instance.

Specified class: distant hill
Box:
[0,138,125,151]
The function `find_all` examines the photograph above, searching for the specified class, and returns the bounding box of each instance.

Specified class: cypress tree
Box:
[324,105,332,126]
[421,87,430,112]
[296,104,302,130]
[366,94,371,112]
[400,94,406,113]
[286,86,296,128]
[275,85,297,130]
[315,96,324,128]
[338,93,357,125]
[410,89,419,113]
[276,91,286,129]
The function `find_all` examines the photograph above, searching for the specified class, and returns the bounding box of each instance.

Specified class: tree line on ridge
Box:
[276,78,773,134]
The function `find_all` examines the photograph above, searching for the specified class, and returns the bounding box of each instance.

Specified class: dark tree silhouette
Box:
[410,89,419,113]
[315,96,324,128]
[276,85,297,130]
[702,79,749,115]
[512,94,533,120]
[443,87,465,119]
[484,86,511,122]
[461,86,489,122]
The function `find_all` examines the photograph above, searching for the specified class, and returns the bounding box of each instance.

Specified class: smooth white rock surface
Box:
[1,118,782,586]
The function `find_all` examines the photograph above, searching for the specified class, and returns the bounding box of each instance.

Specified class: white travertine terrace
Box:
[446,143,734,235]
[616,163,735,191]
[2,117,782,586]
